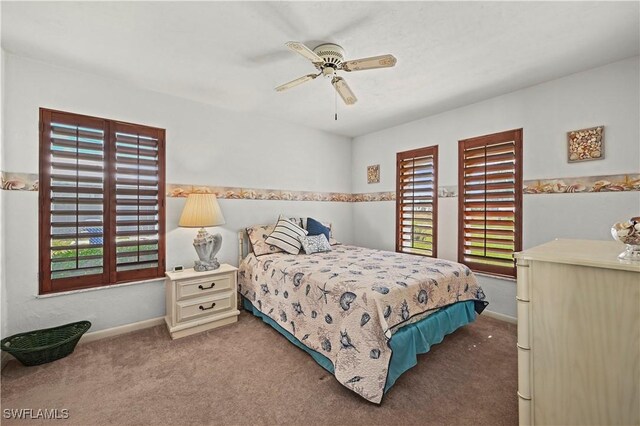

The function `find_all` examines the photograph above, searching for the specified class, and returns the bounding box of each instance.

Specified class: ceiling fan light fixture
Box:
[322,66,336,77]
[285,41,324,64]
[332,76,357,106]
[275,41,396,110]
[342,54,397,72]
[275,73,319,92]
[312,43,346,68]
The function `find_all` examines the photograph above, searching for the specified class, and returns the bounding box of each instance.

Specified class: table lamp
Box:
[178,193,226,271]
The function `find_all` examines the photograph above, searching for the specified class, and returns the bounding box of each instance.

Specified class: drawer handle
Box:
[198,283,216,290]
[199,302,216,311]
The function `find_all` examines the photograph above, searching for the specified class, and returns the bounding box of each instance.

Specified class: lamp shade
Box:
[178,194,226,228]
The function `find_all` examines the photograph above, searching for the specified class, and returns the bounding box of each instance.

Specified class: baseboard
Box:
[482,309,517,324]
[79,316,165,344]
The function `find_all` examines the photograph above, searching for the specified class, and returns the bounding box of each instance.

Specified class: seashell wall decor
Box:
[568,125,604,162]
[611,216,640,261]
[522,173,639,194]
[367,164,380,184]
[2,170,638,201]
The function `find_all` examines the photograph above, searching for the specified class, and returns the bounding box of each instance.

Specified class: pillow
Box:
[302,217,327,231]
[306,217,331,241]
[302,218,340,245]
[286,217,303,228]
[299,234,332,254]
[265,215,308,255]
[246,224,285,256]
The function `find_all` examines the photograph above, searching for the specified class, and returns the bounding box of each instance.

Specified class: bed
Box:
[237,230,488,404]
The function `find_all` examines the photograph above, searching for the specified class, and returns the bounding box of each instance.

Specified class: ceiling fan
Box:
[275,41,397,106]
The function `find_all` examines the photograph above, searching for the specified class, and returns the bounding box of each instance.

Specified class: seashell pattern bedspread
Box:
[238,245,488,404]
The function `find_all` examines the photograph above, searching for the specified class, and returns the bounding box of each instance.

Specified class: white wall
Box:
[351,57,640,319]
[2,52,638,334]
[1,53,353,335]
[0,49,6,338]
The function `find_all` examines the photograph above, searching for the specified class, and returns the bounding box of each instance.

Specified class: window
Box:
[458,129,522,278]
[396,145,438,257]
[39,108,166,294]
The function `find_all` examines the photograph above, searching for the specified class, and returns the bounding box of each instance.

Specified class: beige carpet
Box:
[1,311,517,425]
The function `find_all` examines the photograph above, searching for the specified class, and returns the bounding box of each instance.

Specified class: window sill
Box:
[472,271,517,282]
[35,276,165,299]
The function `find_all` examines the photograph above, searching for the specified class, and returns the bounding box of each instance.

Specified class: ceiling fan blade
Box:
[285,41,325,65]
[275,74,319,92]
[332,77,357,105]
[342,54,397,72]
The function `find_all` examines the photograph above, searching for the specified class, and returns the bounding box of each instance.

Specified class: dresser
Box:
[514,239,640,425]
[165,265,240,339]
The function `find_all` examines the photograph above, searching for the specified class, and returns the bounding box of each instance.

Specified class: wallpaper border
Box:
[2,171,638,201]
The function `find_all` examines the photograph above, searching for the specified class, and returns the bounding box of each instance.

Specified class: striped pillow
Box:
[246,224,284,257]
[265,215,308,254]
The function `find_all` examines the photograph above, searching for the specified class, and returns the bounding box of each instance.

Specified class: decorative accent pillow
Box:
[265,215,308,255]
[306,217,331,241]
[286,217,303,228]
[302,218,340,246]
[299,234,332,254]
[246,224,285,256]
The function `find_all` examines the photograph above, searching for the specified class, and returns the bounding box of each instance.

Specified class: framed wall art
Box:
[568,125,604,162]
[367,164,380,184]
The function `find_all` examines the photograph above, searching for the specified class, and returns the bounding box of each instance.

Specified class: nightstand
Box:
[165,265,240,339]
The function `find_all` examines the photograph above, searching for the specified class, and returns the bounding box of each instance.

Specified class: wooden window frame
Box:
[39,108,166,294]
[457,129,522,278]
[395,145,438,258]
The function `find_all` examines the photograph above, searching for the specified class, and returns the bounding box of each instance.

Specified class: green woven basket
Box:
[1,321,91,366]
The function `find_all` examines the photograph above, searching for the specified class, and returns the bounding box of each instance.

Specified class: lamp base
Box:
[192,228,223,272]
[194,259,221,271]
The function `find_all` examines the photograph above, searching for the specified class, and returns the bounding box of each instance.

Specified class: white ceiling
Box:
[2,1,639,137]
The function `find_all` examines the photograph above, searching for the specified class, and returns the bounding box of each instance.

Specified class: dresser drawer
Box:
[176,275,232,301]
[176,293,233,324]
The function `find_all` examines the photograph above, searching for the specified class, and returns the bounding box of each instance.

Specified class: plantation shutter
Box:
[40,110,110,293]
[458,129,522,278]
[39,108,166,294]
[396,145,438,257]
[112,122,165,282]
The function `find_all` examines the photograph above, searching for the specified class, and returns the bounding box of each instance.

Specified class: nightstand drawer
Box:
[176,293,233,324]
[166,265,238,339]
[177,275,232,300]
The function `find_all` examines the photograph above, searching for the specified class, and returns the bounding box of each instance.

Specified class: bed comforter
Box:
[238,245,487,403]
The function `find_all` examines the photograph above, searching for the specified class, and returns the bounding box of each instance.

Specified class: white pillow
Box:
[265,215,308,254]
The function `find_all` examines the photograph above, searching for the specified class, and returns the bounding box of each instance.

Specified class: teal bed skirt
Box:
[242,298,477,393]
